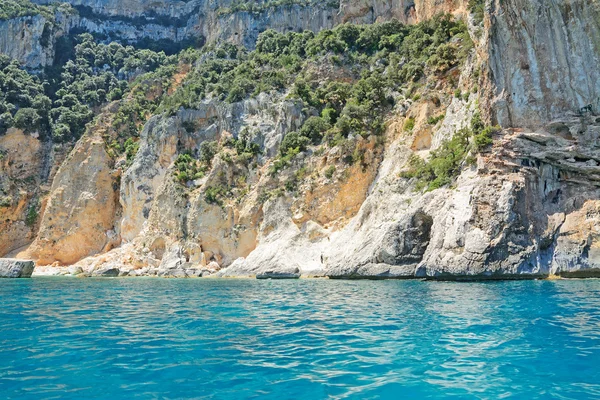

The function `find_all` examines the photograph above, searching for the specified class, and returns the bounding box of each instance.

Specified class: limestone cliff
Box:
[0,129,44,256]
[0,4,74,68]
[0,15,53,68]
[10,0,467,67]
[3,0,600,280]
[23,109,121,265]
[489,0,600,129]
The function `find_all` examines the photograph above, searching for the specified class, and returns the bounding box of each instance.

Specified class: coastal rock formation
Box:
[3,0,600,279]
[489,0,600,129]
[23,111,121,265]
[0,259,35,278]
[0,129,44,257]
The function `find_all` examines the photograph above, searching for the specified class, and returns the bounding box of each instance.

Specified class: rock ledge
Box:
[0,259,35,278]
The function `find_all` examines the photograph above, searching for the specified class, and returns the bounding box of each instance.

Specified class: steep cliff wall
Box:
[0,15,53,68]
[0,129,44,256]
[24,109,121,265]
[321,0,600,279]
[489,0,600,129]
[4,0,600,279]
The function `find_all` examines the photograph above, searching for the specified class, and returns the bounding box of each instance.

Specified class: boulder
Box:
[0,259,35,278]
[92,267,120,277]
[256,270,301,279]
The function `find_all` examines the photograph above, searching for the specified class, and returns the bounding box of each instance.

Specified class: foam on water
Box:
[1,279,600,399]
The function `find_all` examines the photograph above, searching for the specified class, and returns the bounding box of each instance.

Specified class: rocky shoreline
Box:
[3,1,600,281]
[29,263,600,281]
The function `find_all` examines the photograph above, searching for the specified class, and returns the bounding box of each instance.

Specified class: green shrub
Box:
[324,165,336,179]
[321,107,338,125]
[0,113,14,135]
[403,117,415,132]
[403,128,471,191]
[474,126,494,151]
[471,113,500,151]
[124,138,139,166]
[199,141,219,165]
[13,108,41,133]
[204,185,228,206]
[269,147,300,176]
[427,114,445,125]
[216,0,336,17]
[25,200,39,227]
[174,152,207,184]
[299,116,330,144]
[177,171,189,183]
[0,0,53,20]
[401,113,499,191]
[427,43,458,72]
[469,0,485,25]
[280,131,309,156]
[0,196,11,207]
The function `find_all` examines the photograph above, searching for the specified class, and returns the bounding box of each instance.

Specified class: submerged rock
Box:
[0,259,35,278]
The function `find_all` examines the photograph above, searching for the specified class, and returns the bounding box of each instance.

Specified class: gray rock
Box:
[328,263,416,280]
[185,269,203,278]
[489,0,600,129]
[158,268,188,278]
[256,269,301,279]
[67,266,83,276]
[0,259,35,278]
[0,16,54,68]
[92,267,120,277]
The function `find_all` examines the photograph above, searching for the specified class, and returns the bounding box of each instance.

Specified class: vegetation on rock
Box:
[162,14,473,180]
[469,0,486,25]
[0,0,51,20]
[216,0,339,16]
[0,54,50,135]
[0,10,483,211]
[0,33,175,144]
[401,113,500,191]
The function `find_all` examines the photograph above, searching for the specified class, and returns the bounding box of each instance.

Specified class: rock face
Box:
[0,129,47,257]
[0,259,35,278]
[489,0,600,129]
[4,0,600,280]
[0,6,75,69]
[23,111,121,265]
[0,16,52,68]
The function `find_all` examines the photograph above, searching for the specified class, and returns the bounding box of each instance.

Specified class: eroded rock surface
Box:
[0,259,35,278]
[4,0,600,279]
[23,112,121,265]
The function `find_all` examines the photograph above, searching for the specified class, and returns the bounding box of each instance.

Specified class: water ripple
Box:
[1,279,600,399]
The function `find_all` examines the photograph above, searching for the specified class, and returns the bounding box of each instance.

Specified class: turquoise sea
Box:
[1,279,600,399]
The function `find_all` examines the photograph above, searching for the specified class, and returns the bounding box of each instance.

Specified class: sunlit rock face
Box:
[5,0,600,279]
[0,259,35,278]
[0,15,53,68]
[489,0,600,129]
[24,113,121,266]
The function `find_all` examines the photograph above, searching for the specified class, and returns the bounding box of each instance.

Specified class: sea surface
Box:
[1,279,600,399]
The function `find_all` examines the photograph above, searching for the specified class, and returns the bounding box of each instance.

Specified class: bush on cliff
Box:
[0,34,173,141]
[0,0,52,21]
[0,55,50,136]
[401,113,500,191]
